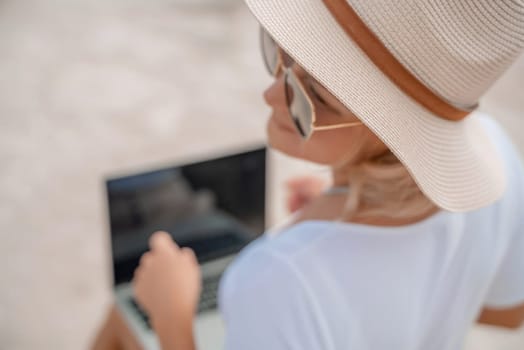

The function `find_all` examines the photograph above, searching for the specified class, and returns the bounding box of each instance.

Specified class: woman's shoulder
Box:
[219,223,337,298]
[218,232,306,312]
[222,225,315,281]
[219,218,422,301]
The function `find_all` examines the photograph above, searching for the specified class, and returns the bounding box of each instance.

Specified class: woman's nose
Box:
[263,75,286,107]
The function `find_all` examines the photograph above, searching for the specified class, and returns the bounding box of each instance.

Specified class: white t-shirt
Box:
[218,114,524,350]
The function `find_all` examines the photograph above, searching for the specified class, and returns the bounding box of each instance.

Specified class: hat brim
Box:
[245,0,506,212]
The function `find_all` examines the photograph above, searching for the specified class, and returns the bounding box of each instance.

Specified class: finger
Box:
[139,252,151,266]
[132,269,145,295]
[286,175,312,186]
[285,176,318,187]
[132,278,142,299]
[133,266,142,282]
[149,231,178,251]
[287,190,309,203]
[287,176,328,192]
[287,196,302,213]
[287,189,311,211]
[286,181,314,198]
[181,247,197,261]
[285,177,309,191]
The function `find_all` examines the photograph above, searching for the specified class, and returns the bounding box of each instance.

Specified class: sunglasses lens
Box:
[260,29,279,75]
[285,71,313,138]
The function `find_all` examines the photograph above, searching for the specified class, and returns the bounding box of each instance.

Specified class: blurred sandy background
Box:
[0,1,523,349]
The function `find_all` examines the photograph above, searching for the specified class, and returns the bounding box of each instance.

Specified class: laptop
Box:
[105,146,267,349]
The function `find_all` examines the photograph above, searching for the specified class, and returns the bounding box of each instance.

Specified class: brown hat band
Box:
[322,0,477,122]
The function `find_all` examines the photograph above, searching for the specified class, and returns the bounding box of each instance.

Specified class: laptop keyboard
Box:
[198,274,221,312]
[129,273,223,329]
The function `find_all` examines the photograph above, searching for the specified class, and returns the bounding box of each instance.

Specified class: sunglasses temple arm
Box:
[313,122,363,130]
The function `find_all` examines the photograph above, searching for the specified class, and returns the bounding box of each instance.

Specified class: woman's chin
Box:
[267,118,302,158]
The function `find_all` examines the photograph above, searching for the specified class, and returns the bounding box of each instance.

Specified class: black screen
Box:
[106,147,266,285]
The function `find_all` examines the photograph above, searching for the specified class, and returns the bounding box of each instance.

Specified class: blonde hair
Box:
[340,150,438,221]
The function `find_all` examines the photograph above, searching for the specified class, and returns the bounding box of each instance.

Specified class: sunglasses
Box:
[260,28,363,139]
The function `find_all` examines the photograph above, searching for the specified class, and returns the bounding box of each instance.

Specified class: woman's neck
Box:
[293,191,441,228]
[323,164,441,227]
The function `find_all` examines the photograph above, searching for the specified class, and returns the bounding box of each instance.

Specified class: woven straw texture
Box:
[244,0,524,212]
[351,0,524,107]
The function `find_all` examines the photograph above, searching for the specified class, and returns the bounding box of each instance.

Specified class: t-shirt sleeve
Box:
[483,119,524,308]
[219,247,330,350]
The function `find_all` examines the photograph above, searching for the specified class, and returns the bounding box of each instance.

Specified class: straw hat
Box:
[245,0,524,212]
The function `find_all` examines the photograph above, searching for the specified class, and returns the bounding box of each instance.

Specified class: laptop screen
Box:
[106,147,266,285]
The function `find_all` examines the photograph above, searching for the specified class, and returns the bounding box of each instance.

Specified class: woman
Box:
[133,1,524,349]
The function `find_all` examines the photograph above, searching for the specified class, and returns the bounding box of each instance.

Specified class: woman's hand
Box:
[133,231,202,326]
[286,175,328,213]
